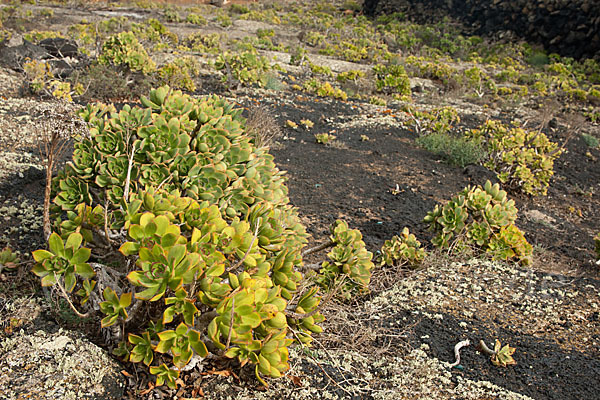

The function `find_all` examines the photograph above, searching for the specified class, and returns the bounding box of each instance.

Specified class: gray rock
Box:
[0,40,49,71]
[38,38,79,58]
[0,328,126,400]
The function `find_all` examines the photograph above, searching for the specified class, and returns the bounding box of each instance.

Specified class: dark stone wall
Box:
[363,0,600,60]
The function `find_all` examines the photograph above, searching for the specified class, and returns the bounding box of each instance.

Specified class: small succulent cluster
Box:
[336,70,366,83]
[22,59,83,102]
[183,32,222,54]
[98,31,156,74]
[424,181,532,264]
[33,86,329,387]
[157,56,200,92]
[466,120,562,196]
[314,133,336,145]
[302,79,348,100]
[316,220,375,299]
[378,227,426,269]
[0,247,19,272]
[214,51,272,88]
[372,63,411,96]
[404,106,461,136]
[491,340,517,367]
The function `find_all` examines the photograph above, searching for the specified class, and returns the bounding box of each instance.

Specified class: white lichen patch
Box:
[200,346,534,400]
[0,195,44,237]
[0,297,42,334]
[365,259,600,353]
[0,328,125,400]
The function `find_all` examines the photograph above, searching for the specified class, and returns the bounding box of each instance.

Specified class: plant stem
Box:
[302,240,335,257]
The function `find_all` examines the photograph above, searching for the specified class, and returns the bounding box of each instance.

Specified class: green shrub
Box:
[404,106,460,136]
[405,56,459,88]
[368,96,387,106]
[378,228,425,268]
[185,32,221,54]
[373,63,410,95]
[23,30,64,42]
[309,63,333,77]
[98,31,156,74]
[186,13,206,25]
[214,51,272,88]
[416,132,485,168]
[466,120,562,196]
[316,220,375,299]
[157,57,199,91]
[230,4,251,14]
[130,18,179,48]
[216,13,232,28]
[582,133,599,148]
[163,7,181,23]
[303,79,348,100]
[336,70,365,83]
[33,86,324,387]
[314,133,336,144]
[424,181,532,264]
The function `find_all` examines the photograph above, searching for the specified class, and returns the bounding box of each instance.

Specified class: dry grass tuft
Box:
[245,105,282,148]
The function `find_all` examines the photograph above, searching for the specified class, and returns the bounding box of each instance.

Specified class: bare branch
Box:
[302,240,335,257]
[56,279,90,318]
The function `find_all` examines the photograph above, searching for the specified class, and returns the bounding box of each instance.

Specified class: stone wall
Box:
[363,0,599,60]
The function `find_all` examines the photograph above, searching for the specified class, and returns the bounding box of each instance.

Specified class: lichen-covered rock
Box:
[0,328,125,400]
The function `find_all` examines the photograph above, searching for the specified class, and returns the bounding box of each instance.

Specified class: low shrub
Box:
[378,228,425,269]
[186,13,206,26]
[316,220,375,299]
[404,106,461,136]
[373,63,410,95]
[70,62,151,102]
[34,86,325,387]
[424,180,532,264]
[214,51,272,88]
[303,79,348,100]
[156,56,199,92]
[184,32,221,54]
[416,132,485,168]
[466,120,562,196]
[98,31,156,74]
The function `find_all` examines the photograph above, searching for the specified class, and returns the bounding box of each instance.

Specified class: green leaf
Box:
[75,262,95,279]
[175,322,188,336]
[120,292,132,307]
[31,263,48,277]
[206,262,225,277]
[144,221,158,236]
[119,242,140,256]
[65,232,83,250]
[103,287,119,303]
[101,314,118,328]
[41,272,57,287]
[32,249,53,262]
[154,215,170,235]
[64,271,77,292]
[127,270,144,286]
[161,233,179,248]
[168,245,186,267]
[48,233,65,256]
[71,247,91,264]
[241,311,262,328]
[129,225,144,241]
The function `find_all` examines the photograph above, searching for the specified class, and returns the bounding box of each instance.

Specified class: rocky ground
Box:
[0,1,599,399]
